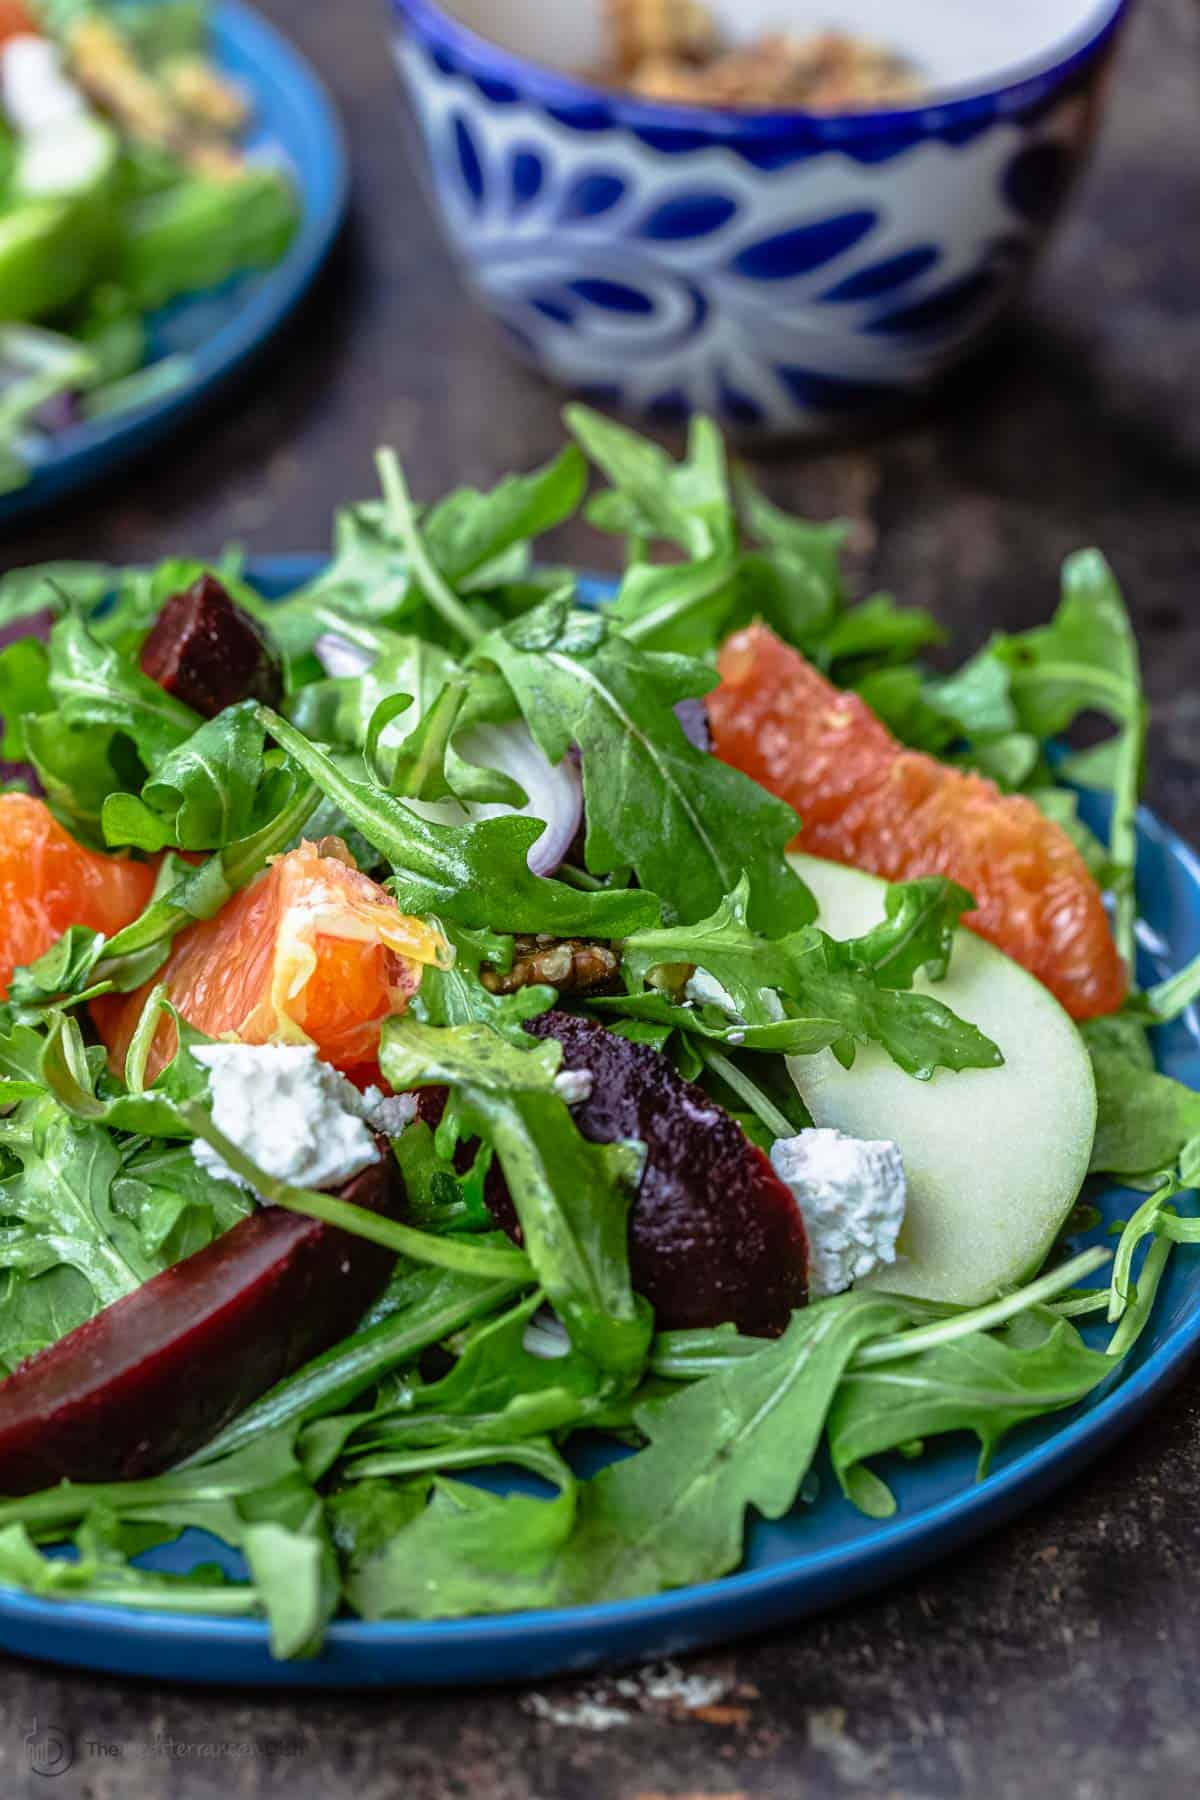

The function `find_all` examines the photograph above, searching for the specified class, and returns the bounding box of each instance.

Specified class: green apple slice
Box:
[786,852,1098,1305]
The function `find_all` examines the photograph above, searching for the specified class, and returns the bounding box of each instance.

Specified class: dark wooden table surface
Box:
[1,1,1198,1794]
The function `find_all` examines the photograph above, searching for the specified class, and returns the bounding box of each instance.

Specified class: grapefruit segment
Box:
[0,793,156,999]
[93,838,448,1082]
[709,624,1126,1022]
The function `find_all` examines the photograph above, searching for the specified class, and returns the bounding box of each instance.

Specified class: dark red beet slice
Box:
[139,573,284,718]
[483,1012,808,1336]
[0,1153,400,1495]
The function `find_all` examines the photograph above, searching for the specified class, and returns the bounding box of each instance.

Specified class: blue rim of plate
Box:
[390,0,1132,142]
[0,4,349,530]
[0,557,1197,1688]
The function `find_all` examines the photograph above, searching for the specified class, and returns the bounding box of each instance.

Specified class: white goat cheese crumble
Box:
[191,1044,416,1197]
[684,967,740,1017]
[770,1127,907,1298]
[1,36,86,135]
[553,1067,594,1106]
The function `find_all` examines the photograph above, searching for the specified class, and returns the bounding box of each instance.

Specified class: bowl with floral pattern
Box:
[389,0,1132,436]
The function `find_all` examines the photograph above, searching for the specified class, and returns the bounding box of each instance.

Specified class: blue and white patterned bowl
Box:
[390,0,1132,435]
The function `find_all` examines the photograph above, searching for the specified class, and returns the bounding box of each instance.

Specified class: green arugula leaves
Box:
[258,706,657,938]
[606,873,1001,1080]
[380,1015,650,1379]
[480,597,812,931]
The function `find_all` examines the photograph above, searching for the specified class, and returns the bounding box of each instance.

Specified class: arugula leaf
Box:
[592,975,1001,1078]
[814,593,945,676]
[100,701,266,852]
[608,554,741,656]
[0,1265,96,1376]
[828,1311,1115,1515]
[993,551,1144,964]
[269,447,586,657]
[46,609,200,767]
[0,561,118,630]
[380,1015,650,1378]
[0,1521,263,1621]
[189,1264,529,1469]
[353,1291,906,1616]
[835,878,977,988]
[618,874,808,1024]
[1107,1175,1178,1323]
[1142,955,1200,1027]
[7,926,108,1010]
[258,706,658,938]
[22,714,138,844]
[342,1458,578,1622]
[111,1139,251,1266]
[410,1294,605,1419]
[1087,1040,1200,1180]
[420,447,588,593]
[291,635,523,807]
[568,407,735,558]
[0,636,51,759]
[242,1509,340,1660]
[621,872,974,1009]
[0,1095,159,1315]
[481,598,812,930]
[604,879,1001,1079]
[735,471,847,604]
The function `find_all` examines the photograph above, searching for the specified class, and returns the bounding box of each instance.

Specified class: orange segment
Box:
[0,5,38,46]
[93,839,448,1082]
[0,794,156,999]
[709,624,1126,1022]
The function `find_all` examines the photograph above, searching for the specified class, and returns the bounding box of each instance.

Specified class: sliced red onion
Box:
[402,721,583,877]
[315,631,373,680]
[315,640,583,876]
[674,697,711,753]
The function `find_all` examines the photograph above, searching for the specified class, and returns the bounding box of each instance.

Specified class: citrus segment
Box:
[93,839,448,1082]
[709,624,1126,1021]
[0,793,156,999]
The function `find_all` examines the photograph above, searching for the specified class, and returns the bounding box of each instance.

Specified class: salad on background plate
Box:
[0,413,1195,1661]
[0,0,300,493]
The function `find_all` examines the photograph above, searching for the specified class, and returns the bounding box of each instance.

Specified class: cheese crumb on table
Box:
[770,1127,907,1298]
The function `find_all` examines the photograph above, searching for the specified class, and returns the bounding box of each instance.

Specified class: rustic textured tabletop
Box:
[0,0,1198,1795]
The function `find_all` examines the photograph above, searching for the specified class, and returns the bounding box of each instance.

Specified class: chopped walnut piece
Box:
[600,4,923,112]
[162,54,250,133]
[605,0,718,76]
[481,936,621,997]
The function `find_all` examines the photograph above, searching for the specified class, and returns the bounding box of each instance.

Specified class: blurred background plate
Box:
[0,2,348,529]
[0,560,1197,1689]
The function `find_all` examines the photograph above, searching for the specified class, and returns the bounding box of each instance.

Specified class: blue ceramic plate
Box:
[1,558,1198,1687]
[0,7,347,528]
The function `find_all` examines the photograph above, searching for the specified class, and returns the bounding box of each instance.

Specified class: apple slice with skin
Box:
[786,852,1098,1305]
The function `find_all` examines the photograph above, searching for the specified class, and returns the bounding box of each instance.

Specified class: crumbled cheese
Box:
[553,1067,594,1106]
[770,1127,906,1298]
[358,1086,419,1137]
[684,967,740,1017]
[191,1044,414,1197]
[522,1308,572,1359]
[1,36,86,134]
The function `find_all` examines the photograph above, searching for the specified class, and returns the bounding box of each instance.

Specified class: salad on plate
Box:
[0,412,1195,1659]
[0,0,298,490]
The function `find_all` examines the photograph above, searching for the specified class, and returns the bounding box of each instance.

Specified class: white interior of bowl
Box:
[438,0,1124,103]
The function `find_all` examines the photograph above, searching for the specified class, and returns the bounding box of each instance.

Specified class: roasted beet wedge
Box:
[139,573,284,718]
[487,1011,809,1336]
[0,1153,400,1495]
